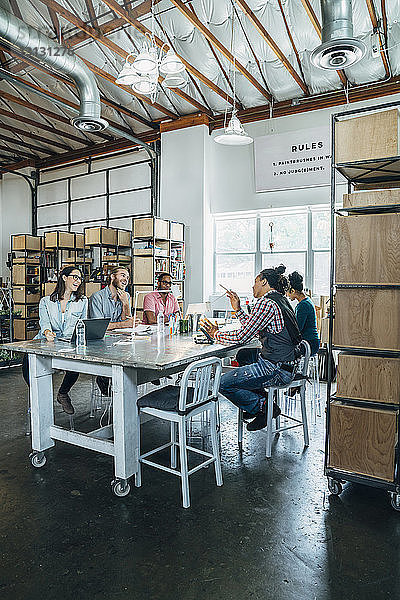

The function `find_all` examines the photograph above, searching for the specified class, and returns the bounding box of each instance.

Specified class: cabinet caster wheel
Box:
[111,479,130,497]
[30,452,46,468]
[328,477,342,495]
[390,493,400,512]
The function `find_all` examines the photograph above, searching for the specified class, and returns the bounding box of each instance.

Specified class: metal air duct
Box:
[311,0,366,70]
[0,7,108,132]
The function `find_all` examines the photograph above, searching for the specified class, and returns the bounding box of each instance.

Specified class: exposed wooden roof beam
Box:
[233,0,308,94]
[8,0,23,21]
[85,0,98,28]
[0,50,158,129]
[211,76,400,128]
[169,0,271,101]
[0,129,55,155]
[277,0,309,94]
[48,7,61,38]
[0,106,87,145]
[0,144,36,159]
[0,120,71,150]
[299,0,348,87]
[100,0,236,107]
[37,130,159,169]
[365,0,391,77]
[39,0,211,115]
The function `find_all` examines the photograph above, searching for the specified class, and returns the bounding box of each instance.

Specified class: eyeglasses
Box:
[69,274,82,282]
[160,280,172,285]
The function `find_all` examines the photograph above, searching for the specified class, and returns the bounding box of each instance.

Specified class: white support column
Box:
[112,364,138,480]
[29,353,55,452]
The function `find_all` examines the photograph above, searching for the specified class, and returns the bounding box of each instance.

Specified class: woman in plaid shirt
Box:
[202,265,302,431]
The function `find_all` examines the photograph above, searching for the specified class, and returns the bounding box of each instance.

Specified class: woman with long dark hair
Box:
[287,271,320,356]
[201,265,302,431]
[22,266,88,414]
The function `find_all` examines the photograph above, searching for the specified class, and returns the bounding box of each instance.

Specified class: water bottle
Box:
[76,319,86,349]
[157,310,164,336]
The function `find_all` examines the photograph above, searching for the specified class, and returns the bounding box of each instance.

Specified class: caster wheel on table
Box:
[29,452,46,468]
[111,479,131,497]
[390,493,400,512]
[328,477,342,495]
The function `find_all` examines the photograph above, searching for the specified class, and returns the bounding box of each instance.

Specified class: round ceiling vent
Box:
[71,116,109,132]
[311,38,366,69]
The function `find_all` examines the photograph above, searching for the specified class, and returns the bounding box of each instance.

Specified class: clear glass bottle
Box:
[157,309,164,336]
[76,319,86,349]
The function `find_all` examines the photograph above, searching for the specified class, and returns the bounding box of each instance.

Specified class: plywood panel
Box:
[343,189,400,209]
[336,214,400,284]
[337,354,400,404]
[328,402,398,481]
[134,256,153,284]
[334,289,400,351]
[335,109,400,163]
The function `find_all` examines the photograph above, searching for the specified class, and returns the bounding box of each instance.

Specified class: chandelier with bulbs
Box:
[116,0,187,101]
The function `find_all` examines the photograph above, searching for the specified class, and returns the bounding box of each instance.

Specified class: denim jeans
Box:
[220,348,294,415]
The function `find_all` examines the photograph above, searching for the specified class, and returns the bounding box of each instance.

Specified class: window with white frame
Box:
[214,207,330,296]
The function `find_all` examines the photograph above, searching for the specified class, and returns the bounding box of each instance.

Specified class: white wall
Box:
[160,94,400,303]
[0,172,32,282]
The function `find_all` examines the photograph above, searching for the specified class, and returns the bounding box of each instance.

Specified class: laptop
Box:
[58,318,110,343]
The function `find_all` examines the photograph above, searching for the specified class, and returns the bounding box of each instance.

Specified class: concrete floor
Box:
[0,367,399,600]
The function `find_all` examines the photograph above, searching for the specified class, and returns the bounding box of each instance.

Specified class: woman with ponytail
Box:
[201,265,302,431]
[287,271,320,356]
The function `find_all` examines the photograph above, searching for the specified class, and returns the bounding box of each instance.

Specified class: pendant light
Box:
[116,0,187,100]
[214,8,253,146]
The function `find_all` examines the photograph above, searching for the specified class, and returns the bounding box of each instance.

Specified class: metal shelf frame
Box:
[325,99,400,502]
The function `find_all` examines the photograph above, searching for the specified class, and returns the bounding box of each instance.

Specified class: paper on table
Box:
[113,324,155,335]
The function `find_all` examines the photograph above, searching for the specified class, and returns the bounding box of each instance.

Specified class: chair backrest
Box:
[297,340,311,376]
[178,357,222,412]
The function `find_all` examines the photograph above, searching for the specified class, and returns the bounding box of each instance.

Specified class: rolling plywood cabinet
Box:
[327,103,400,511]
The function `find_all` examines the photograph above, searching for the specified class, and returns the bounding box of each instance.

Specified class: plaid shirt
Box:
[215,292,285,345]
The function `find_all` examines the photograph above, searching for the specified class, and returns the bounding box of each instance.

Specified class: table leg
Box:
[29,354,55,453]
[112,365,138,483]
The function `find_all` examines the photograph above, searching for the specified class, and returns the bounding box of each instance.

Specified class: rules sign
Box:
[255,126,331,192]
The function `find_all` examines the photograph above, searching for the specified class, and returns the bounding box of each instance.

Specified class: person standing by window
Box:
[22,266,87,415]
[287,271,320,356]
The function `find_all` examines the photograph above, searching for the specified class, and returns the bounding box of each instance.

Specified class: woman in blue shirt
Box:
[22,266,88,415]
[287,271,320,356]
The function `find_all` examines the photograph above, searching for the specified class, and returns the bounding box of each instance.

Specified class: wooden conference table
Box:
[2,331,242,496]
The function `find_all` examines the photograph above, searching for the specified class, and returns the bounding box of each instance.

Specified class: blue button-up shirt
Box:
[36,294,88,340]
[88,286,131,323]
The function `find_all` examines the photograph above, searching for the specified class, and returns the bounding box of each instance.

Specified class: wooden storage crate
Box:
[75,233,84,249]
[45,231,75,249]
[343,189,400,209]
[85,227,117,246]
[133,217,169,240]
[170,221,184,241]
[336,214,400,284]
[12,285,41,304]
[13,319,39,341]
[117,229,131,247]
[133,285,153,309]
[102,254,131,263]
[14,304,39,319]
[337,354,400,405]
[334,288,400,351]
[134,256,153,284]
[12,264,40,285]
[12,255,40,265]
[335,109,400,163]
[12,234,41,251]
[43,282,56,296]
[328,401,398,481]
[85,282,102,297]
